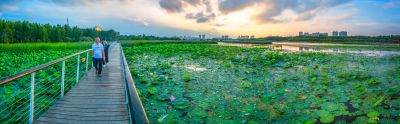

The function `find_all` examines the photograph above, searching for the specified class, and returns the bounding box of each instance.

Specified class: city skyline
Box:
[0,0,400,37]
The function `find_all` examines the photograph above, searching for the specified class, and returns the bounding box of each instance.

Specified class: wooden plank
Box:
[74,83,124,86]
[70,87,125,90]
[44,110,128,117]
[55,101,126,105]
[47,107,128,113]
[63,93,125,96]
[41,113,129,121]
[64,91,124,94]
[60,98,125,102]
[53,104,126,109]
[36,44,130,123]
[60,95,125,98]
[75,85,124,88]
[37,116,129,124]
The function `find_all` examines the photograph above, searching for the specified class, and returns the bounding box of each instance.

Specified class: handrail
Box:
[120,43,150,124]
[0,49,91,85]
[0,48,92,124]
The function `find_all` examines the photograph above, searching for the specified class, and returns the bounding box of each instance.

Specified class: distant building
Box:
[332,31,338,36]
[311,32,320,37]
[198,34,206,39]
[299,31,329,37]
[182,36,201,40]
[320,33,328,36]
[250,35,255,39]
[339,31,347,36]
[221,35,229,40]
[238,35,251,39]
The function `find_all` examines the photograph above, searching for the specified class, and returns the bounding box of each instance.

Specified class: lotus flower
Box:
[169,95,176,102]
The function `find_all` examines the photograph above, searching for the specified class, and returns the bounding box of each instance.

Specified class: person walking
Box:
[92,37,105,77]
[102,40,110,67]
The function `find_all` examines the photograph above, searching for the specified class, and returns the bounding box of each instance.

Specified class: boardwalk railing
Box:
[0,49,92,124]
[120,44,150,124]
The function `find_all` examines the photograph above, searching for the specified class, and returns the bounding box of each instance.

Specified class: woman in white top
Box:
[92,37,105,77]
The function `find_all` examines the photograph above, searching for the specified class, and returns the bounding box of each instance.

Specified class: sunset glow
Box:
[0,0,399,37]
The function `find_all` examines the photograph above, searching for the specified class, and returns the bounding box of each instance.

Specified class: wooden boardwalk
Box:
[36,44,129,124]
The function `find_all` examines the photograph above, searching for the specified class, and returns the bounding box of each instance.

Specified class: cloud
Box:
[218,0,260,14]
[220,0,351,23]
[3,0,398,37]
[159,0,216,23]
[159,0,183,13]
[0,0,137,13]
[159,0,205,13]
[384,1,400,9]
[184,0,202,5]
[157,0,351,24]
[0,0,20,13]
[185,12,216,23]
[38,0,135,7]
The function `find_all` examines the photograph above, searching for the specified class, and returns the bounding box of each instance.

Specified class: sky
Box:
[0,0,400,37]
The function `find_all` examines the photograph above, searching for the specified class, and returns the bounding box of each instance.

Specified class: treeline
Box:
[119,35,180,40]
[0,19,119,43]
[262,36,400,43]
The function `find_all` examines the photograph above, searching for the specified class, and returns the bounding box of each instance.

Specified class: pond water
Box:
[217,42,400,56]
[124,44,400,123]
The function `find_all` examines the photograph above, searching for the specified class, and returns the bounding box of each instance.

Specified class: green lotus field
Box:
[123,42,400,124]
[0,43,91,123]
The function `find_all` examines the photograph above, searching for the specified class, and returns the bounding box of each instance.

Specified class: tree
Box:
[0,19,120,43]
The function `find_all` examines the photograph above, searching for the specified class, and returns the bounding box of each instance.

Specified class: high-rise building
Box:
[238,35,251,39]
[311,32,320,37]
[299,32,303,36]
[332,31,338,36]
[339,31,347,36]
[304,32,309,36]
[250,35,255,39]
[221,35,229,40]
[320,33,328,36]
[199,34,206,39]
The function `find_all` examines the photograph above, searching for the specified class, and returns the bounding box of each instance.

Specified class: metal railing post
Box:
[29,73,35,124]
[85,52,89,74]
[76,55,80,83]
[61,61,65,98]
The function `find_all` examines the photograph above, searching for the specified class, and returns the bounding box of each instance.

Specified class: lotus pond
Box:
[0,43,92,123]
[123,42,400,124]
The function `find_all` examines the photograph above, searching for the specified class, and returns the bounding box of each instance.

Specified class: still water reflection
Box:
[217,42,400,56]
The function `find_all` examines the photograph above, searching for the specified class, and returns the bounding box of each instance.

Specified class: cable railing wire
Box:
[0,49,92,123]
[120,44,150,124]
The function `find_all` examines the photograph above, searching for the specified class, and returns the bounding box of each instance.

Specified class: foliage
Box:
[182,74,191,82]
[123,41,400,123]
[0,43,92,122]
[0,19,119,43]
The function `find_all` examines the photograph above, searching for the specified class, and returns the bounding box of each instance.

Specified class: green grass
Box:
[121,40,217,46]
[221,40,272,44]
[0,42,93,123]
[0,42,92,52]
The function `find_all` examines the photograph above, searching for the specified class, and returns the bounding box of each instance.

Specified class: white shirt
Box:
[92,43,104,58]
